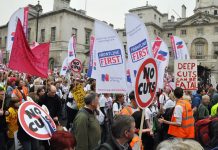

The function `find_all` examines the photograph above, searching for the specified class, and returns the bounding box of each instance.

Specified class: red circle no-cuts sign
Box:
[70,58,82,73]
[18,101,56,140]
[135,58,158,109]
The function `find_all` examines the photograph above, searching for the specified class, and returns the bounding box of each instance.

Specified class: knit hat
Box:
[9,77,16,84]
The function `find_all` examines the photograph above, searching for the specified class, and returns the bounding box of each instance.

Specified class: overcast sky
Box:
[0,0,196,28]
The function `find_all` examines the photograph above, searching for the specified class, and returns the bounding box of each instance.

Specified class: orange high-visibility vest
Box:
[130,135,144,150]
[120,106,133,116]
[168,99,195,138]
[12,87,28,103]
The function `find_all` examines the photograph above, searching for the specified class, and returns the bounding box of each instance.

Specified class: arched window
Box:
[49,58,55,70]
[191,38,208,59]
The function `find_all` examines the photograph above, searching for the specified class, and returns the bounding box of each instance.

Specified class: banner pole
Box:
[139,109,145,141]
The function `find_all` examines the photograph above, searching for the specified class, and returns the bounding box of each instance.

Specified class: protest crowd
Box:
[0,4,218,150]
[0,70,217,150]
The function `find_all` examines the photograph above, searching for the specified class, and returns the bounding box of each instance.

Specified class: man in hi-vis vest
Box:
[158,87,195,138]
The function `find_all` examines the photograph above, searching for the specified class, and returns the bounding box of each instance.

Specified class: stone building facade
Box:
[117,0,218,80]
[0,0,95,72]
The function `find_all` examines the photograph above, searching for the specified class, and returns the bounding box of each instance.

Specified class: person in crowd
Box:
[120,91,139,116]
[207,84,215,99]
[61,80,69,101]
[196,95,210,120]
[162,92,176,111]
[0,72,6,88]
[29,77,43,93]
[17,119,40,150]
[36,87,45,99]
[84,78,94,92]
[183,90,192,103]
[113,93,125,116]
[192,88,204,109]
[212,84,218,106]
[6,77,16,96]
[98,115,136,150]
[99,93,113,115]
[158,87,195,139]
[144,95,159,149]
[73,92,101,150]
[50,131,76,150]
[28,92,40,103]
[55,81,63,99]
[11,79,28,103]
[156,138,203,150]
[6,99,19,150]
[38,85,62,122]
[211,102,218,117]
[159,88,171,114]
[129,92,153,150]
[66,84,78,129]
[90,81,96,92]
[0,86,9,150]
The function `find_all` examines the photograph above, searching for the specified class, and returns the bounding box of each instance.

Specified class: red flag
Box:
[9,19,49,78]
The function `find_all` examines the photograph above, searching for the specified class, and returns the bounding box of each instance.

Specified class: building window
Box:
[154,30,157,35]
[27,28,31,42]
[195,43,204,57]
[49,58,55,70]
[138,13,143,19]
[72,28,77,39]
[51,27,56,42]
[40,29,45,42]
[4,36,7,47]
[154,14,156,20]
[181,29,186,35]
[123,31,126,36]
[215,27,218,33]
[167,33,172,37]
[159,18,161,23]
[124,45,126,51]
[85,29,91,45]
[214,10,218,15]
[197,28,204,34]
[214,43,218,52]
[0,37,2,48]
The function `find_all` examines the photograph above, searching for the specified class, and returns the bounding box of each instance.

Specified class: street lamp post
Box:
[35,1,43,42]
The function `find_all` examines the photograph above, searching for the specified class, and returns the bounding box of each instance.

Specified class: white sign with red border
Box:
[135,58,158,109]
[70,58,82,73]
[18,101,56,140]
[174,59,198,90]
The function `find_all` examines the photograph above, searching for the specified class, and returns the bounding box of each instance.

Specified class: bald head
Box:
[48,85,57,97]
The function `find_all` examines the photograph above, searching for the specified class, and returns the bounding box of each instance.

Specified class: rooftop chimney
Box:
[53,0,71,11]
[182,4,186,18]
[171,15,175,22]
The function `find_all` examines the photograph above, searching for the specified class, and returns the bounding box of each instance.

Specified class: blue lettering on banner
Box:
[130,39,148,63]
[98,49,123,67]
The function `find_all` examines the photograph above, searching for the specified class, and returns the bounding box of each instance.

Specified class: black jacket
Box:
[99,136,132,150]
[38,93,61,119]
[0,101,7,133]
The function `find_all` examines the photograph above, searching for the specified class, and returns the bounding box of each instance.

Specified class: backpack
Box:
[94,143,113,150]
[195,117,218,147]
[161,107,175,134]
[208,117,218,148]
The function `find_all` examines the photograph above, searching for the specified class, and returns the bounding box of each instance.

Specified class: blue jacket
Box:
[192,94,202,108]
